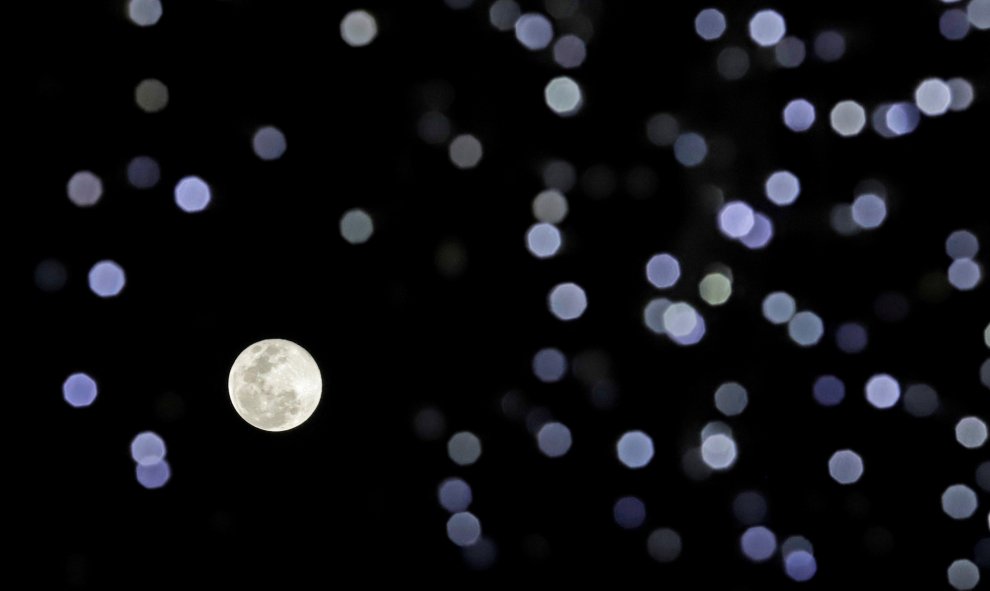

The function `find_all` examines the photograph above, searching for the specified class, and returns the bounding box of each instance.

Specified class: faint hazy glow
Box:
[36,259,68,292]
[948,559,981,590]
[785,551,817,582]
[673,132,708,167]
[489,0,521,31]
[515,13,554,50]
[701,433,737,470]
[340,10,377,47]
[733,491,768,525]
[719,201,755,238]
[537,422,572,458]
[762,291,796,324]
[830,204,859,236]
[532,189,568,223]
[462,536,496,570]
[135,79,168,113]
[741,526,778,562]
[814,30,846,61]
[447,512,481,547]
[614,496,646,529]
[662,302,698,337]
[977,462,990,491]
[788,311,824,347]
[128,0,162,27]
[782,536,814,557]
[948,78,975,111]
[438,478,473,513]
[174,176,211,213]
[63,373,98,408]
[526,223,562,258]
[851,193,887,229]
[829,449,864,484]
[548,282,587,321]
[646,253,681,289]
[942,484,978,519]
[885,103,921,136]
[740,213,774,249]
[830,101,866,136]
[553,35,587,69]
[252,126,287,161]
[983,358,990,388]
[340,208,374,244]
[715,382,748,416]
[533,347,567,383]
[941,9,971,39]
[448,431,482,466]
[127,156,160,189]
[67,171,103,207]
[88,260,126,298]
[413,407,446,441]
[813,375,845,407]
[748,10,786,47]
[948,258,982,290]
[700,273,732,306]
[130,432,166,466]
[543,159,577,191]
[617,430,654,469]
[695,8,727,41]
[449,134,483,169]
[765,171,800,206]
[775,37,806,68]
[835,322,868,353]
[643,298,671,334]
[647,528,682,563]
[701,420,732,441]
[417,111,451,145]
[717,46,750,80]
[956,417,988,449]
[968,0,990,30]
[784,99,816,132]
[545,76,583,116]
[946,230,979,259]
[903,383,939,417]
[136,460,171,489]
[985,322,990,348]
[915,78,952,116]
[865,374,901,409]
[647,113,679,146]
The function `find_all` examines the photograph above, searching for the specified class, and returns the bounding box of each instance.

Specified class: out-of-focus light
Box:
[130,431,166,466]
[88,260,126,297]
[647,528,682,563]
[813,375,845,407]
[968,0,990,29]
[765,171,800,206]
[740,213,774,250]
[126,156,160,189]
[741,526,778,562]
[781,536,814,557]
[489,0,521,32]
[340,10,378,47]
[462,536,496,570]
[830,204,860,236]
[36,259,68,292]
[128,0,162,27]
[136,460,171,489]
[643,298,671,334]
[788,311,824,347]
[617,430,654,469]
[783,99,816,132]
[413,407,446,441]
[885,102,921,136]
[813,30,846,61]
[948,258,982,290]
[749,10,786,47]
[252,126,287,161]
[830,101,866,136]
[719,201,755,238]
[673,132,707,167]
[956,417,988,449]
[532,189,568,223]
[851,193,887,229]
[526,223,562,259]
[444,0,474,9]
[865,374,900,409]
[646,253,681,289]
[533,347,567,383]
[829,449,864,484]
[948,559,981,590]
[613,496,646,529]
[515,13,554,50]
[553,35,586,69]
[542,159,577,192]
[663,302,704,344]
[942,484,978,519]
[646,113,679,147]
[714,382,748,416]
[946,230,979,260]
[701,433,737,470]
[717,46,750,80]
[903,383,939,417]
[983,358,990,388]
[548,282,587,321]
[948,78,975,111]
[695,8,727,41]
[763,291,796,324]
[447,512,481,547]
[775,37,806,68]
[67,171,103,207]
[733,491,768,525]
[448,431,482,466]
[438,477,473,513]
[985,322,989,348]
[340,208,374,244]
[977,462,990,491]
[545,76,583,116]
[701,420,733,441]
[941,9,971,39]
[835,322,868,353]
[785,550,817,582]
[449,134,483,169]
[537,422,572,458]
[174,176,211,213]
[700,272,732,306]
[417,111,451,145]
[915,78,952,116]
[63,373,98,408]
[135,79,168,113]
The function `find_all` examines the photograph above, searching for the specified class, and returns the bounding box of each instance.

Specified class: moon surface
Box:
[228,339,322,432]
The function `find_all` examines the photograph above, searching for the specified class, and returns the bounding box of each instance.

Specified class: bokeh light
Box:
[174,176,211,213]
[733,491,768,525]
[788,311,824,347]
[447,512,481,547]
[955,417,988,449]
[645,253,681,289]
[718,201,755,239]
[532,189,568,223]
[515,13,553,50]
[695,8,727,41]
[948,78,975,111]
[63,373,98,408]
[526,223,562,259]
[765,171,800,206]
[851,193,887,229]
[748,10,787,47]
[829,449,864,484]
[553,35,586,69]
[613,496,646,529]
[947,258,982,290]
[135,460,171,489]
[647,528,682,563]
[663,302,704,344]
[643,298,671,334]
[775,37,806,68]
[915,78,952,116]
[646,113,679,147]
[489,0,521,32]
[673,132,708,167]
[714,382,748,416]
[970,0,990,29]
[449,134,483,169]
[130,431,166,466]
[948,559,981,590]
[903,383,940,417]
[741,526,778,561]
[88,260,126,298]
[340,208,374,244]
[126,156,160,189]
[340,10,378,47]
[701,433,738,470]
[783,99,816,132]
[128,0,162,27]
[740,213,774,250]
[717,46,750,81]
[941,484,978,519]
[448,431,482,466]
[813,375,846,407]
[135,78,168,113]
[533,347,567,383]
[67,171,103,207]
[835,322,868,354]
[945,230,979,260]
[699,272,732,306]
[438,477,473,513]
[830,100,867,137]
[762,291,796,324]
[865,374,900,409]
[252,126,287,161]
[813,30,846,61]
[35,259,68,292]
[617,430,654,469]
[941,9,971,40]
[545,76,583,116]
[785,550,818,582]
[536,422,572,458]
[548,282,587,321]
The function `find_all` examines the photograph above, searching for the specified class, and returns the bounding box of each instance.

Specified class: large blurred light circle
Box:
[340,10,378,47]
[741,526,778,561]
[865,374,900,409]
[63,373,98,408]
[617,430,654,469]
[544,77,583,116]
[748,10,786,47]
[67,171,103,207]
[828,449,864,484]
[548,282,587,321]
[646,253,681,289]
[830,100,867,137]
[88,260,126,297]
[447,512,481,547]
[174,176,212,213]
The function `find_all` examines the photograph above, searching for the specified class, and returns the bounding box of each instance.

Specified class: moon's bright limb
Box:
[228,339,322,432]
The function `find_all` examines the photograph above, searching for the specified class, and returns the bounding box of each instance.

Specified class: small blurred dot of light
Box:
[548,282,587,321]
[553,35,586,69]
[674,132,708,167]
[489,0,520,31]
[719,201,755,238]
[647,528,682,562]
[647,113,679,146]
[136,460,171,489]
[948,258,982,290]
[783,99,816,132]
[545,76,583,116]
[174,176,211,213]
[63,373,98,408]
[762,291,796,324]
[968,0,990,29]
[830,101,867,136]
[903,383,939,417]
[765,171,800,206]
[537,422,572,458]
[948,78,975,111]
[946,230,979,259]
[829,449,864,484]
[36,259,68,292]
[715,382,748,416]
[643,298,671,334]
[785,550,817,582]
[701,433,737,470]
[851,193,887,229]
[915,78,952,116]
[135,79,168,113]
[340,10,377,47]
[340,209,374,244]
[617,430,654,469]
[515,13,554,50]
[813,375,845,407]
[532,189,568,223]
[130,431,166,466]
[449,134,483,169]
[700,273,732,306]
[741,526,778,562]
[956,417,988,449]
[941,9,971,39]
[836,322,868,353]
[128,0,162,27]
[942,484,978,519]
[885,103,921,136]
[88,260,126,298]
[126,156,160,189]
[717,46,750,80]
[865,374,900,409]
[533,347,567,383]
[448,431,482,466]
[447,512,481,547]
[438,478,473,513]
[813,30,846,61]
[67,171,103,207]
[733,491,768,525]
[740,213,774,250]
[613,496,646,529]
[695,8,727,41]
[646,253,681,289]
[252,126,287,161]
[788,311,824,347]
[526,223,562,258]
[775,37,806,68]
[948,559,981,590]
[749,10,786,47]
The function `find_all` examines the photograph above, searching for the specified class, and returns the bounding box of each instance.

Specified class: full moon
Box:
[228,338,322,432]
